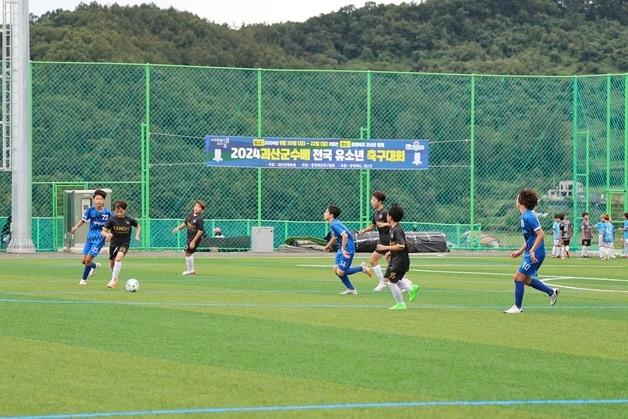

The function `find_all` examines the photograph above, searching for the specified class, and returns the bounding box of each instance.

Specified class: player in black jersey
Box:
[172,200,205,275]
[359,192,413,292]
[101,200,140,289]
[376,204,419,310]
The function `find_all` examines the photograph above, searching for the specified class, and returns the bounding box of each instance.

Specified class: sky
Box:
[29,0,411,27]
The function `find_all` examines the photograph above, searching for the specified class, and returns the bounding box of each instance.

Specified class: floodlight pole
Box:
[7,0,34,252]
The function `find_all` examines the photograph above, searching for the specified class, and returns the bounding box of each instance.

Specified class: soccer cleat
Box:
[373,282,387,292]
[106,279,118,289]
[504,305,523,314]
[550,288,560,306]
[388,303,407,310]
[78,279,88,286]
[88,262,102,277]
[408,284,420,302]
[339,289,357,295]
[361,263,372,277]
[181,271,196,276]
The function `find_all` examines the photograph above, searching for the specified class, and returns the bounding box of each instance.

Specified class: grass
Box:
[0,253,626,418]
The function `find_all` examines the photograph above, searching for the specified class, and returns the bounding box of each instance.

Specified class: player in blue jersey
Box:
[70,189,112,285]
[323,205,372,295]
[621,212,628,258]
[551,214,561,257]
[505,189,559,314]
[594,214,614,260]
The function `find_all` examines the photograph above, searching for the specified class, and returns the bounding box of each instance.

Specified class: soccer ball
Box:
[125,278,140,292]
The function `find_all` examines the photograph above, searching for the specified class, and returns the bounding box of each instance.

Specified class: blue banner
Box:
[205,136,429,170]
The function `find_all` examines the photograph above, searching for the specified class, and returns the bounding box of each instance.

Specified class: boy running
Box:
[580,212,593,258]
[101,200,140,289]
[505,189,559,314]
[323,205,372,295]
[376,204,419,310]
[70,189,112,285]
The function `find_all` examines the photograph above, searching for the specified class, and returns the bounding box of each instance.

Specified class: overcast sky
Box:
[29,1,411,27]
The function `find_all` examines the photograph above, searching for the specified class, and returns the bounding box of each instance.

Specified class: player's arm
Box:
[101,227,113,241]
[339,231,350,257]
[172,222,186,234]
[528,227,544,262]
[358,225,375,234]
[511,241,527,258]
[323,235,336,252]
[134,220,141,242]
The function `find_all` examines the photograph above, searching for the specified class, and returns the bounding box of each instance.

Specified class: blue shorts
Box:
[517,253,545,277]
[82,240,104,257]
[335,251,355,272]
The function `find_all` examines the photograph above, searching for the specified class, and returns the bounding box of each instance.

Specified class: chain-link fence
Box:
[1,62,626,251]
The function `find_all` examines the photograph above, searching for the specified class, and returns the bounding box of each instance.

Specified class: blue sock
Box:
[339,275,354,290]
[529,277,553,296]
[345,266,362,275]
[515,281,524,308]
[82,265,92,280]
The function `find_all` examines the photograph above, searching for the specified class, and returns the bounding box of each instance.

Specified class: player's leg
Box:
[79,243,96,284]
[624,238,628,257]
[370,250,387,291]
[182,244,196,275]
[107,246,126,288]
[335,253,356,294]
[386,271,406,309]
[525,258,557,302]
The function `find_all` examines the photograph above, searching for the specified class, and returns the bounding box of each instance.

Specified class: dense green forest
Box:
[30,0,628,74]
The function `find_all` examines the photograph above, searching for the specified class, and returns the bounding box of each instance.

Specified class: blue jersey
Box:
[624,220,628,239]
[520,209,545,256]
[82,207,112,242]
[595,222,614,243]
[330,219,355,254]
[551,221,561,240]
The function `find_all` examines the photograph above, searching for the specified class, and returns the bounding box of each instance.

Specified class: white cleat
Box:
[373,282,388,292]
[88,262,102,277]
[106,279,118,289]
[504,305,523,314]
[78,279,88,286]
[550,288,560,306]
[181,271,196,276]
[340,289,357,295]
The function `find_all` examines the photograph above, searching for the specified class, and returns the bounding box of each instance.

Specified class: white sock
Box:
[560,246,565,257]
[566,246,570,254]
[186,256,194,272]
[400,277,413,287]
[388,282,404,304]
[372,264,384,283]
[112,261,122,281]
[583,246,589,256]
[397,280,412,292]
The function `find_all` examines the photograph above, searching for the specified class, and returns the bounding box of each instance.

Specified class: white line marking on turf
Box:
[4,398,628,418]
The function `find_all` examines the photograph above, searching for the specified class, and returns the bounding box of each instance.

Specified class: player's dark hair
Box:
[327,205,341,218]
[93,189,107,199]
[624,212,628,219]
[602,214,611,221]
[195,200,206,210]
[554,213,561,218]
[113,200,127,210]
[388,204,404,222]
[581,211,589,217]
[517,189,538,210]
[558,213,565,220]
[372,191,386,202]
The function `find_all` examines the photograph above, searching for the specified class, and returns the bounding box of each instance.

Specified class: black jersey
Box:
[104,215,138,245]
[372,207,391,242]
[389,224,410,271]
[185,212,205,242]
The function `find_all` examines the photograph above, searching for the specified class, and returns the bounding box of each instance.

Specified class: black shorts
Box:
[185,241,198,254]
[374,239,390,255]
[109,242,130,260]
[384,265,408,283]
[581,239,591,246]
[562,239,570,246]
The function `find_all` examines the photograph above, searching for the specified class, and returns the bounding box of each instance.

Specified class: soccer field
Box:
[1,254,627,418]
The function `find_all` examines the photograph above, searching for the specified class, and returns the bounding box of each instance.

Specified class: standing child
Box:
[70,189,112,285]
[323,205,372,294]
[621,212,628,258]
[376,204,419,310]
[173,200,206,275]
[505,189,559,314]
[580,212,593,258]
[559,213,573,259]
[101,200,140,289]
[551,214,561,257]
[595,214,614,260]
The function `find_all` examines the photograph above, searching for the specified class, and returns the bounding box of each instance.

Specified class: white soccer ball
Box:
[125,278,140,292]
